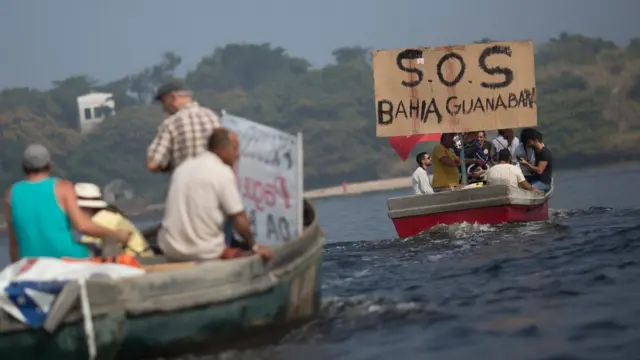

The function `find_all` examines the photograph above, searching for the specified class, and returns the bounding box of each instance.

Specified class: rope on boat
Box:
[78,278,97,360]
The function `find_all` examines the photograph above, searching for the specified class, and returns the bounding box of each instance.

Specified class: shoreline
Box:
[304,177,411,200]
[1,158,639,227]
[304,154,640,201]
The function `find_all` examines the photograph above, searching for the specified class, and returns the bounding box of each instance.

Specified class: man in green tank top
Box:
[3,144,133,262]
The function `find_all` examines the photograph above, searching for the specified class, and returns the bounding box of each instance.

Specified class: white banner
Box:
[221,111,303,246]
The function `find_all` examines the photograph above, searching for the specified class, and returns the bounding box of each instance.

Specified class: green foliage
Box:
[0,33,639,203]
[537,32,617,66]
[628,75,640,101]
[538,91,614,155]
[627,38,640,58]
[538,71,588,94]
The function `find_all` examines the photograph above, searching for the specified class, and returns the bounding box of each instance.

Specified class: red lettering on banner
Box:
[17,259,38,275]
[239,176,291,212]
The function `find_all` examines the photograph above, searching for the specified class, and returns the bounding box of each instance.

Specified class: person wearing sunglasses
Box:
[412,152,434,195]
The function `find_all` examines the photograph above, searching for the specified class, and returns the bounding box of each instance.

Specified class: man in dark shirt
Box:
[518,129,553,192]
[461,131,488,183]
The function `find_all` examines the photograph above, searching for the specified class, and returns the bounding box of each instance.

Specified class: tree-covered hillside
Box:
[1,33,639,204]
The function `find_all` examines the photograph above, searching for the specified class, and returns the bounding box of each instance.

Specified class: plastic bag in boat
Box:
[0,257,144,327]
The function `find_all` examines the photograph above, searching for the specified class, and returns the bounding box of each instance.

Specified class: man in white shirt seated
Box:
[485,149,537,192]
[158,127,273,261]
[412,152,434,195]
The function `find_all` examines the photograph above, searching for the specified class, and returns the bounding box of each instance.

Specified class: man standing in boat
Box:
[431,133,463,192]
[518,129,553,192]
[158,128,273,261]
[146,80,242,248]
[490,129,520,165]
[146,79,221,174]
[412,152,433,195]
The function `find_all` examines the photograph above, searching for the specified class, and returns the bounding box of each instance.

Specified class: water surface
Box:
[2,163,640,360]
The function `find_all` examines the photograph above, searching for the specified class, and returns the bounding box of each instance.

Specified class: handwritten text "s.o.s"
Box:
[239,176,291,212]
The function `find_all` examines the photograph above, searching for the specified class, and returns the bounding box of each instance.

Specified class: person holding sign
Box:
[431,134,463,192]
[157,128,273,261]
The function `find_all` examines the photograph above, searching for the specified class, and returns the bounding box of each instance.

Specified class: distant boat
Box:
[387,184,553,238]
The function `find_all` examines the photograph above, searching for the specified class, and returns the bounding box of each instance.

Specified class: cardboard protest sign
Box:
[221,112,303,246]
[372,41,537,137]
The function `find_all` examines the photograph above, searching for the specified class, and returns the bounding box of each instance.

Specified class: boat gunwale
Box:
[0,199,326,334]
[387,184,554,219]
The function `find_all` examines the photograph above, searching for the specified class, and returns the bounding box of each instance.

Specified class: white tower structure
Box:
[76,92,115,135]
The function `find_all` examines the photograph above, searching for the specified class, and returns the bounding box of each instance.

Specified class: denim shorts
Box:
[531,181,550,192]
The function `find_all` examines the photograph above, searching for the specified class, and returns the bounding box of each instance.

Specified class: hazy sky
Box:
[0,0,637,90]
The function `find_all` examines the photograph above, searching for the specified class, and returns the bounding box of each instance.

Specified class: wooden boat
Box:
[388,184,553,238]
[0,199,325,360]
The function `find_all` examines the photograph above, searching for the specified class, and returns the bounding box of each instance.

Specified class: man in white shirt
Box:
[158,128,272,261]
[486,149,537,192]
[490,128,520,164]
[412,152,434,195]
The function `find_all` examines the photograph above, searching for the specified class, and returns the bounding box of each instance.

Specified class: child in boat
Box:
[75,182,154,257]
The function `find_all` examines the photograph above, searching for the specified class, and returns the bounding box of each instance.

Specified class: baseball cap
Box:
[22,143,51,170]
[154,79,189,101]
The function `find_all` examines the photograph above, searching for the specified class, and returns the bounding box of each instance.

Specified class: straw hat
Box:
[75,182,108,209]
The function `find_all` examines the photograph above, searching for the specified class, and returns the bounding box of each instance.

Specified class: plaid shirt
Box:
[147,102,221,172]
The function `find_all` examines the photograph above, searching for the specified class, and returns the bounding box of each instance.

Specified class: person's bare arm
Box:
[518,180,536,191]
[219,170,255,246]
[58,181,130,243]
[147,123,173,173]
[526,160,547,175]
[229,211,256,248]
[4,188,19,263]
[218,169,272,258]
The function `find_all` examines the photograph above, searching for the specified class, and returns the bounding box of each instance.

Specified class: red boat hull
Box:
[391,202,550,238]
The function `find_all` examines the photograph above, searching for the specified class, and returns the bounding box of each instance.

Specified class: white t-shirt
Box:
[412,166,433,195]
[159,152,244,261]
[490,136,520,164]
[486,163,526,188]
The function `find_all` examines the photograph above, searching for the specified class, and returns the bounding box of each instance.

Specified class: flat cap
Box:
[154,79,189,101]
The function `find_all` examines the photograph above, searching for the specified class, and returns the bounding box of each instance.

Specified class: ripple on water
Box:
[153,207,640,359]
